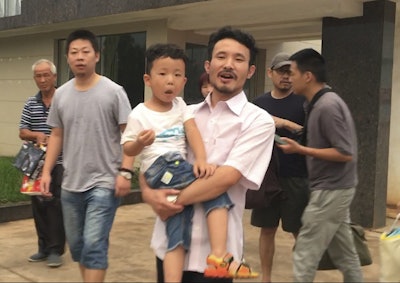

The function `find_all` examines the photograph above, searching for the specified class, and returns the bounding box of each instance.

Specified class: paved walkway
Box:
[0,203,392,282]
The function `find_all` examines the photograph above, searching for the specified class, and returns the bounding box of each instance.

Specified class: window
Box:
[57,32,146,109]
[184,43,208,104]
[0,0,21,17]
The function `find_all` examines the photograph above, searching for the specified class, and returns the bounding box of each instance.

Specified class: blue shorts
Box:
[144,151,196,189]
[144,151,233,251]
[61,187,120,269]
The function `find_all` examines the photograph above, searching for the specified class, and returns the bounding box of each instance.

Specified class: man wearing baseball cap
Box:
[250,52,309,282]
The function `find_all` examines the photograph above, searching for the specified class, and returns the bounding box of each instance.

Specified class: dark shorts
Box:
[251,177,309,233]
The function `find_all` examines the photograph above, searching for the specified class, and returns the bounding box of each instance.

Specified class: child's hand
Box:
[137,129,155,146]
[193,160,217,178]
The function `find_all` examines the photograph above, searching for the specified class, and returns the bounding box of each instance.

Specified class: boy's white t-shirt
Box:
[121,97,194,172]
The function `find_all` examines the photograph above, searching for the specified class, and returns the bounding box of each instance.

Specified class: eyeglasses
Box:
[272,68,291,76]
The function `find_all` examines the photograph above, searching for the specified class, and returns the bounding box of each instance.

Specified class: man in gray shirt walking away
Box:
[279,48,363,282]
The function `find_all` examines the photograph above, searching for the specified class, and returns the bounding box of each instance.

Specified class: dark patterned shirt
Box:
[19,91,62,164]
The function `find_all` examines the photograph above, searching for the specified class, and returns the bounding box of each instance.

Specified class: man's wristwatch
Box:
[118,167,134,180]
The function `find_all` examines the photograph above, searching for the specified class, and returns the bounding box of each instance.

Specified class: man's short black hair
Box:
[65,29,99,54]
[289,48,327,83]
[207,26,258,65]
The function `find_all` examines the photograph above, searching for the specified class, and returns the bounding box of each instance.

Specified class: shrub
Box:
[0,157,29,204]
[0,156,140,204]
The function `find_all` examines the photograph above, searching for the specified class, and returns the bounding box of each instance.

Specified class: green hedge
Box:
[0,156,139,204]
[0,157,29,204]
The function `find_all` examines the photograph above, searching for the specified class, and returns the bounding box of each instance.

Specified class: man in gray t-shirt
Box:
[278,48,363,282]
[40,29,134,283]
[47,76,132,192]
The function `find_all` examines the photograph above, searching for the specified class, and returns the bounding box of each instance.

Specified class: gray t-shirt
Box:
[306,91,358,190]
[47,76,132,192]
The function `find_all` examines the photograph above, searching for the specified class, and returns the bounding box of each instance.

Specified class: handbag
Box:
[379,213,400,282]
[13,142,46,178]
[245,147,282,209]
[20,175,42,195]
[317,223,372,270]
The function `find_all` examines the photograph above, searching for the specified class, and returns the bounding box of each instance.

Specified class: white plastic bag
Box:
[380,213,400,282]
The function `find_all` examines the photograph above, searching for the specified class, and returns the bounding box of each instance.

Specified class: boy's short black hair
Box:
[207,26,258,65]
[66,29,99,54]
[145,43,188,74]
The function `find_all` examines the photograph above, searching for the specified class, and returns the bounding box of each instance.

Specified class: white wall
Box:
[387,3,400,207]
[0,34,55,156]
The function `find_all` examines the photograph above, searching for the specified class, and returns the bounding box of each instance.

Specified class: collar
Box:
[34,91,43,102]
[270,91,293,100]
[200,91,248,116]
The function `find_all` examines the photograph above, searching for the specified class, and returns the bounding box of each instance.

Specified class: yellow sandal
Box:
[204,253,259,279]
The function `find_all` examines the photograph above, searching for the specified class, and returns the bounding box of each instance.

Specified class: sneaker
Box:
[28,252,47,262]
[47,253,62,268]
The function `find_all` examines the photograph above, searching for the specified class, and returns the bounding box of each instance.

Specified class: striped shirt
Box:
[19,91,62,164]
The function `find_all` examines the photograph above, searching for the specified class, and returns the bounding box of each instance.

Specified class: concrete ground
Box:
[0,203,393,282]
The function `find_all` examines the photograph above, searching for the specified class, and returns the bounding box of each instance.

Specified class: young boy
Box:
[121,43,256,282]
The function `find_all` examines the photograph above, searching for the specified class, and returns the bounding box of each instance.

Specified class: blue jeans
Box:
[61,187,120,269]
[145,151,233,251]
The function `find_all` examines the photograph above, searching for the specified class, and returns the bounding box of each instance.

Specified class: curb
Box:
[0,190,142,223]
[0,201,32,223]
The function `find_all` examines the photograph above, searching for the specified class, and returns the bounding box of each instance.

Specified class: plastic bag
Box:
[20,175,42,195]
[380,213,400,282]
[13,142,46,178]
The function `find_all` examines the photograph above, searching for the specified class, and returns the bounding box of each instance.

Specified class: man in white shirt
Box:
[140,26,275,283]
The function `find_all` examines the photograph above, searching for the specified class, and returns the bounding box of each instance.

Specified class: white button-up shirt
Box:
[151,91,275,273]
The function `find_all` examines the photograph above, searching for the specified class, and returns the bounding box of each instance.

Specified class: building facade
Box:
[0,0,398,227]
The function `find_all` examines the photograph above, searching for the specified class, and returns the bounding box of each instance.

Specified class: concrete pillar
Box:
[321,0,396,228]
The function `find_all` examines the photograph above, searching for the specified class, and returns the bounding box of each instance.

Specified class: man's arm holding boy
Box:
[142,112,275,218]
[177,116,275,205]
